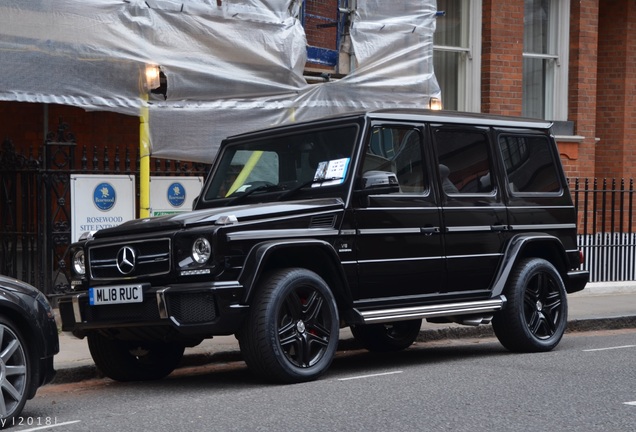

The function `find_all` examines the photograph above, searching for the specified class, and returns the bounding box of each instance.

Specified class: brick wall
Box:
[0,102,139,168]
[596,0,636,180]
[481,0,524,116]
[562,0,599,180]
[304,0,338,71]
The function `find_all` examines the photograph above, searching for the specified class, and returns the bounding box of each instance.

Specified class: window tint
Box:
[204,125,357,201]
[498,134,561,193]
[362,127,427,193]
[433,128,494,194]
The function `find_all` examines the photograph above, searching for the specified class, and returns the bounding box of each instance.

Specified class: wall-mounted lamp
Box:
[144,64,161,91]
[429,97,443,111]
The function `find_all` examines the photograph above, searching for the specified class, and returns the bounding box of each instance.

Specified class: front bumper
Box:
[58,281,248,339]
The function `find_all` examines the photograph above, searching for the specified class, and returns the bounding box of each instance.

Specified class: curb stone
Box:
[50,315,636,385]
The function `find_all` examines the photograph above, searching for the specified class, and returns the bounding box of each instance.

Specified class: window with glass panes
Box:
[433,0,481,112]
[522,0,569,120]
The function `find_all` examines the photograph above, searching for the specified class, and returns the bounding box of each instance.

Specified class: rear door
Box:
[431,124,508,296]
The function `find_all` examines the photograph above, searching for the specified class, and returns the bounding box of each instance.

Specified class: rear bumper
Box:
[566,270,589,294]
[58,281,248,339]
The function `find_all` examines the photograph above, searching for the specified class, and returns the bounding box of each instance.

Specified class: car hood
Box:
[0,274,40,298]
[92,198,345,238]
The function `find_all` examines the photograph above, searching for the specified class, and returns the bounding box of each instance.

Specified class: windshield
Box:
[202,124,359,204]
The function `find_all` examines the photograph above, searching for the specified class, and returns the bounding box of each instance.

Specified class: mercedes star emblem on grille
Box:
[116,246,136,275]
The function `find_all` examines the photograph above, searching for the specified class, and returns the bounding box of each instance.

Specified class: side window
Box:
[362,127,427,193]
[433,128,494,195]
[498,134,561,193]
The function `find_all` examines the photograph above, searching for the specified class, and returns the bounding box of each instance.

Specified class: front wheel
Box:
[0,316,31,423]
[351,320,422,352]
[238,268,339,383]
[87,333,185,381]
[493,258,568,352]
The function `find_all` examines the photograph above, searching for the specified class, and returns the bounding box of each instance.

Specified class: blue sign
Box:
[167,182,186,208]
[93,182,116,211]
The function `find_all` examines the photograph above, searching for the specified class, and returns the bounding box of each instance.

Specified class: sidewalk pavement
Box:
[51,282,636,384]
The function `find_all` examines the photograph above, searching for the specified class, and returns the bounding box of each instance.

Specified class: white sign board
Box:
[71,174,136,243]
[150,176,204,217]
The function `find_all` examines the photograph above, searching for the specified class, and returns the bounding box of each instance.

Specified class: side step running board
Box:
[358,296,506,324]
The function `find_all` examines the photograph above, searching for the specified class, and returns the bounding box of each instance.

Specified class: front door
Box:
[352,124,444,306]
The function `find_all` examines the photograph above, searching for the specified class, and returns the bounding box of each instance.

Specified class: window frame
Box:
[522,0,570,120]
[433,0,482,113]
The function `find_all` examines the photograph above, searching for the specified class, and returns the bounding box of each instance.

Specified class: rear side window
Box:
[433,128,494,195]
[498,134,561,193]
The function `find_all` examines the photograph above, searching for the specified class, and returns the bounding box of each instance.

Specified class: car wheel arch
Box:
[238,239,352,308]
[491,234,569,297]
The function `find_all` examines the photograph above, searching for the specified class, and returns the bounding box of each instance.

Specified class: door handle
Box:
[421,226,440,235]
[490,224,508,232]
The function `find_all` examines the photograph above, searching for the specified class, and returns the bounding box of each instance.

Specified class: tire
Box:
[493,258,568,352]
[238,268,339,383]
[351,319,422,352]
[0,316,31,423]
[87,333,185,382]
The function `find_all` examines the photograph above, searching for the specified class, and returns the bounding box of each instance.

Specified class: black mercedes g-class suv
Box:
[58,109,589,383]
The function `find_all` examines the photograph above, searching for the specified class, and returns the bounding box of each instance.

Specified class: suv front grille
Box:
[89,238,171,280]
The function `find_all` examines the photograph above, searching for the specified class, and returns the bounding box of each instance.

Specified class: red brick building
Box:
[1,0,634,182]
[2,0,635,288]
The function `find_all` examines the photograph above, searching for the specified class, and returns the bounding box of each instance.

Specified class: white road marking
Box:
[624,401,636,406]
[16,420,81,431]
[338,371,403,381]
[583,344,636,352]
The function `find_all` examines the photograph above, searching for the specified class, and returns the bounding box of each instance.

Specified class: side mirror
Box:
[357,170,400,195]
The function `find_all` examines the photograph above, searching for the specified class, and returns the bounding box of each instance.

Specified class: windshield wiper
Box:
[277,177,343,201]
[226,184,279,206]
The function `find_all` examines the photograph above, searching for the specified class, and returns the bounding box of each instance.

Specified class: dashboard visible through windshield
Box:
[202,124,359,204]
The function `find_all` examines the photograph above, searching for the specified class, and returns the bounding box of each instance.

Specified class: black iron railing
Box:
[570,178,636,282]
[0,121,209,294]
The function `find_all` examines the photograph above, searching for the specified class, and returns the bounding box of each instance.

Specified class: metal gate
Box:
[0,119,208,295]
[0,137,43,286]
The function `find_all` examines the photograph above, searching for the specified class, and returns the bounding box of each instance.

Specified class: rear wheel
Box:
[238,268,339,383]
[493,258,568,352]
[351,319,422,352]
[88,333,185,381]
[0,316,31,423]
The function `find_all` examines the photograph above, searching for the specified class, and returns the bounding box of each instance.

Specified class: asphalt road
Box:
[14,329,636,432]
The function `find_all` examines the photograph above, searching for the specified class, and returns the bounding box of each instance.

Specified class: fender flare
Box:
[490,233,569,297]
[237,238,353,306]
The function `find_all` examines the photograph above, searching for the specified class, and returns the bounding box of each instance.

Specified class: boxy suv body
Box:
[58,110,589,383]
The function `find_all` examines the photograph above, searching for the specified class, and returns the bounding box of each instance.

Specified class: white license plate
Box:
[89,285,144,306]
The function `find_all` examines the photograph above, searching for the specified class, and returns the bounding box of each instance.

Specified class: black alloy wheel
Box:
[493,258,568,352]
[239,268,339,383]
[88,333,185,382]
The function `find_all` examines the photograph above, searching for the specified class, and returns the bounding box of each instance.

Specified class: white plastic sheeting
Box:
[0,0,439,163]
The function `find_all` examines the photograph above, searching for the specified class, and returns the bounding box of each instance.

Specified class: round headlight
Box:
[72,250,86,275]
[192,237,211,264]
